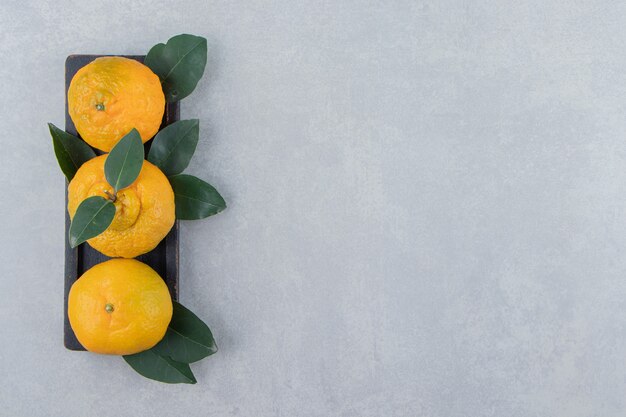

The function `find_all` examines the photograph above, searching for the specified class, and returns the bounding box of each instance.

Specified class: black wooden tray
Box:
[64,55,180,351]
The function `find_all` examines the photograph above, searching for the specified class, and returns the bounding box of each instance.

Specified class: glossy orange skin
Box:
[68,155,175,258]
[68,259,173,355]
[68,56,165,152]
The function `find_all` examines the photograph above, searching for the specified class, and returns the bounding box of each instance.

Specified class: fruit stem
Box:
[104,190,117,203]
[105,303,114,313]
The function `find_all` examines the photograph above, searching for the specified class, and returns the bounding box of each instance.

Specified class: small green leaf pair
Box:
[147,119,227,220]
[123,302,217,384]
[68,129,144,247]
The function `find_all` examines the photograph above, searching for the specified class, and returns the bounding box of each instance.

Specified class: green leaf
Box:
[169,174,226,220]
[68,196,115,247]
[104,128,144,191]
[123,350,196,384]
[147,119,199,176]
[153,301,218,363]
[48,123,96,181]
[145,34,207,102]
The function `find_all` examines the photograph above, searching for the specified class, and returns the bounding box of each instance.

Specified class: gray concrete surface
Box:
[1,1,625,416]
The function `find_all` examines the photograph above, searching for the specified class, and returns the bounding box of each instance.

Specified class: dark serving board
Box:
[64,55,180,351]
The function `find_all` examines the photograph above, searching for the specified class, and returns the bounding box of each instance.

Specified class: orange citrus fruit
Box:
[68,259,173,355]
[68,155,175,258]
[68,56,165,152]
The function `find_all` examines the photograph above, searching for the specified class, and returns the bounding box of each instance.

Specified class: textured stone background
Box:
[1,1,625,416]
